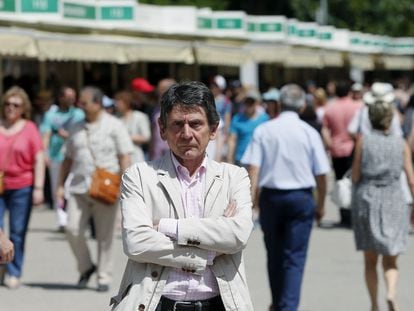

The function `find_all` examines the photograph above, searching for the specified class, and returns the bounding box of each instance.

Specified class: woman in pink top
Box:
[0,86,45,289]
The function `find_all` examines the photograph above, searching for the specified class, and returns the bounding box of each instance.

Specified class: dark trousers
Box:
[259,188,315,311]
[332,156,353,180]
[332,156,353,226]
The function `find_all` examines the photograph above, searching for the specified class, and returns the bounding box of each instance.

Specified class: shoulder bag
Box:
[86,128,121,205]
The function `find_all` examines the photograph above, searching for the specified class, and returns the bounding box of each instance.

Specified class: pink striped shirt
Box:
[158,153,219,301]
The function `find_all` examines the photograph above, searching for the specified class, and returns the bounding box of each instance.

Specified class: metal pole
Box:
[76,61,83,92]
[39,61,46,90]
[319,0,328,25]
[111,63,118,92]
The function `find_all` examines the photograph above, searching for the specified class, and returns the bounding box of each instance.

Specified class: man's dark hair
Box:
[58,85,75,98]
[335,81,351,98]
[159,81,220,128]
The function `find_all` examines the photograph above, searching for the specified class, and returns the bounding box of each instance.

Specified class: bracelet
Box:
[34,186,43,190]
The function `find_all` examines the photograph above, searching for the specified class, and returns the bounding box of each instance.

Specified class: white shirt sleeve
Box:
[240,127,263,167]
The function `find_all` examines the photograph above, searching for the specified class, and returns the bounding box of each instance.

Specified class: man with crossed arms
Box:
[111,81,254,311]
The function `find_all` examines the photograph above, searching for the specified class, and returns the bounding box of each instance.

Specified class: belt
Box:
[262,187,312,194]
[158,295,224,311]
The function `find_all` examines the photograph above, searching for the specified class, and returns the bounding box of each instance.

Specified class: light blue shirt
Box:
[229,111,269,161]
[241,111,330,189]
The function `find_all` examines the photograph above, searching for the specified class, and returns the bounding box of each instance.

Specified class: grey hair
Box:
[280,84,306,112]
[81,86,104,106]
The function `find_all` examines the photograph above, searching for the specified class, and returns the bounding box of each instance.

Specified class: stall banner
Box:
[99,0,135,21]
[197,9,246,38]
[246,15,286,41]
[63,1,96,20]
[0,0,15,12]
[21,0,58,13]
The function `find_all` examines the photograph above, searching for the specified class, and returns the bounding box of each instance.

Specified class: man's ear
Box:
[209,123,219,140]
[158,118,167,141]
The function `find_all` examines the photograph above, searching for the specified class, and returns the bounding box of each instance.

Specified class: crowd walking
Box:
[0,75,413,311]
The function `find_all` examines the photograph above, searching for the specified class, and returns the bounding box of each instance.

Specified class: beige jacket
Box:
[110,153,254,311]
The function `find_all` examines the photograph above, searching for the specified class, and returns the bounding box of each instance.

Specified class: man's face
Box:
[79,91,101,116]
[60,88,76,108]
[159,105,217,163]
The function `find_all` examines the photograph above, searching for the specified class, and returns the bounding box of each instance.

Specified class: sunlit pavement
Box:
[1,194,413,311]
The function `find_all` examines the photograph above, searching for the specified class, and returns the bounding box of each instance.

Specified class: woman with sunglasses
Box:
[0,86,45,289]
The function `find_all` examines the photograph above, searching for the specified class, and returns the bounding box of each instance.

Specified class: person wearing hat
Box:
[350,82,364,102]
[130,77,155,118]
[348,82,402,137]
[241,84,329,311]
[351,91,414,311]
[227,90,269,166]
[262,88,280,119]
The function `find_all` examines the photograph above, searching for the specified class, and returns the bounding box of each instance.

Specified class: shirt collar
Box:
[279,111,300,119]
[170,152,207,182]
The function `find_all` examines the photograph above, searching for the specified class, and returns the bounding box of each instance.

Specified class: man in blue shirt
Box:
[227,91,269,166]
[41,86,84,231]
[242,84,330,311]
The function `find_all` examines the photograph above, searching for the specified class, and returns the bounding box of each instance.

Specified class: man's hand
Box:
[0,233,14,264]
[314,205,325,226]
[224,200,237,217]
[57,128,70,139]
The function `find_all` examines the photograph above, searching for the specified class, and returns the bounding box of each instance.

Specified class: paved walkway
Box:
[1,198,413,310]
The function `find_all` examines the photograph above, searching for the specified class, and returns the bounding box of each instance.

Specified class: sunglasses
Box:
[5,102,23,108]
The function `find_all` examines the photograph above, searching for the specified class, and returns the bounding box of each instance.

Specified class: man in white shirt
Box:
[242,84,330,311]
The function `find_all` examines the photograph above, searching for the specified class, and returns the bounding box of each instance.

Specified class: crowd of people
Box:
[0,74,413,311]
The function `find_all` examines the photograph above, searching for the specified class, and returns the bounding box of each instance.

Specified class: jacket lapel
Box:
[204,159,223,217]
[157,153,185,218]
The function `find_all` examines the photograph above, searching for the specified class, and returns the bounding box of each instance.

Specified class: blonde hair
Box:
[313,88,327,107]
[368,101,393,131]
[1,86,32,120]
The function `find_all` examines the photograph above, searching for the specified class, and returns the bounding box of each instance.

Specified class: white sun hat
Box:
[363,82,395,105]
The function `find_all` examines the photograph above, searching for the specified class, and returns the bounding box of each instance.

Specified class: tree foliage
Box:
[281,0,414,37]
[137,0,230,11]
[137,0,414,37]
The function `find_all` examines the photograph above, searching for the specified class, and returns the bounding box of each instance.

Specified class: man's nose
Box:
[181,124,192,138]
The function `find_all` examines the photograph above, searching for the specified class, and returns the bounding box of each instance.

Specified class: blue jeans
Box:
[0,186,33,277]
[259,188,315,311]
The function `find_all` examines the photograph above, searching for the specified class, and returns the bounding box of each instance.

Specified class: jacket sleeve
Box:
[120,164,209,275]
[177,166,254,254]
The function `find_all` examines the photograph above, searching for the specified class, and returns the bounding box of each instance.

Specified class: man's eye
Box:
[190,122,201,128]
[172,122,183,128]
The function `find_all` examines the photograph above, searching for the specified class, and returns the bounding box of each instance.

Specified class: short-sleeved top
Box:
[229,112,269,161]
[120,110,151,163]
[64,112,134,194]
[323,97,362,157]
[241,111,330,189]
[0,121,43,190]
[348,106,403,137]
[40,107,85,162]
